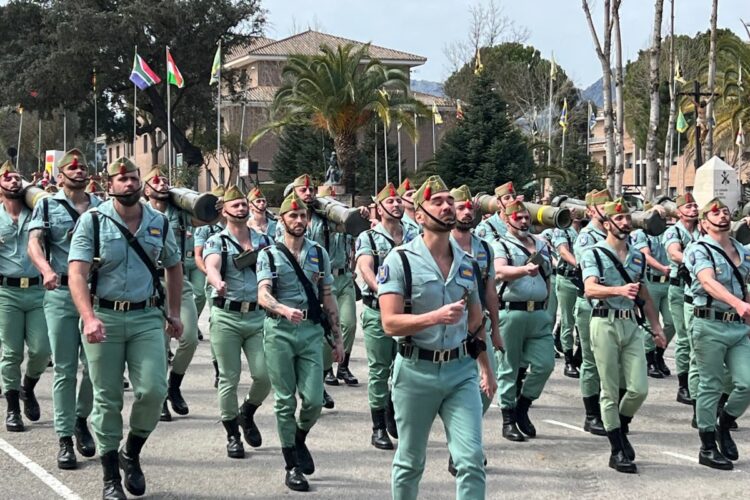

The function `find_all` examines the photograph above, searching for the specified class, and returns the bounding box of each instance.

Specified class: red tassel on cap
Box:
[291,199,299,210]
[508,182,514,192]
[118,163,127,176]
[3,171,10,180]
[71,156,79,168]
[424,186,432,201]
[511,211,518,221]
[465,201,473,210]
[304,176,310,188]
[404,179,411,190]
[389,185,396,198]
[153,176,160,185]
[711,203,719,213]
[615,203,622,213]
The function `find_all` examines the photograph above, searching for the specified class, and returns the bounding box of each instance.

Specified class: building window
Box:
[219,167,225,186]
[116,145,120,158]
[144,134,148,154]
[207,171,212,191]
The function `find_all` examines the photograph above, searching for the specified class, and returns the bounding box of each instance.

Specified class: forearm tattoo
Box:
[259,285,285,315]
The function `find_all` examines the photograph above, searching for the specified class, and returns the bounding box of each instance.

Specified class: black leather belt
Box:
[558,268,578,278]
[95,297,161,312]
[647,273,669,284]
[185,251,194,258]
[0,276,40,288]
[592,308,634,320]
[503,301,546,311]
[267,309,308,320]
[363,296,379,310]
[693,308,742,323]
[398,342,467,363]
[669,277,683,286]
[332,268,348,277]
[59,275,69,287]
[213,298,259,313]
[684,295,693,305]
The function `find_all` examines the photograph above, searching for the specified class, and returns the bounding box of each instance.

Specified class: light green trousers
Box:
[185,262,207,319]
[362,305,396,410]
[556,277,579,352]
[324,272,357,370]
[668,285,691,374]
[82,307,168,453]
[44,287,93,437]
[643,281,675,352]
[210,306,270,420]
[164,282,199,375]
[547,275,558,323]
[574,297,600,398]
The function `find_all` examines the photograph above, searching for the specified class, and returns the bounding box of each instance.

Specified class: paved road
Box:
[1,306,747,499]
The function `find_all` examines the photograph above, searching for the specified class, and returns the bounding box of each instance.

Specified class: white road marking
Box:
[0,438,82,500]
[543,419,587,433]
[662,451,698,463]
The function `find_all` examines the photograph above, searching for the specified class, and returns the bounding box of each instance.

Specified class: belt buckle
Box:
[722,311,734,322]
[432,349,451,364]
[527,301,535,312]
[19,277,29,288]
[401,343,414,358]
[114,300,130,312]
[301,309,308,320]
[660,275,667,283]
[240,302,250,313]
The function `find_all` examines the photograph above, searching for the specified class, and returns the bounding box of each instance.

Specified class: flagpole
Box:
[216,41,222,186]
[239,100,246,188]
[414,112,418,172]
[63,109,67,151]
[374,121,378,194]
[16,107,23,168]
[587,101,591,157]
[94,69,98,168]
[37,117,41,172]
[397,123,402,185]
[133,46,138,166]
[383,121,389,184]
[167,46,174,183]
[546,56,554,196]
[677,131,681,191]
[431,115,436,155]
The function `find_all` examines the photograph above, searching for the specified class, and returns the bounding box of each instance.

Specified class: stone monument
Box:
[692,155,742,214]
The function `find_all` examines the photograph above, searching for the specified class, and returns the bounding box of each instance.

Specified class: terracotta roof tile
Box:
[226,36,277,61]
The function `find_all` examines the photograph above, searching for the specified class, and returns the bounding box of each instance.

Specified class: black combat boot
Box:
[5,390,24,432]
[57,436,77,470]
[212,359,219,389]
[324,368,339,386]
[448,454,457,477]
[563,350,580,378]
[101,450,126,500]
[619,414,635,461]
[717,393,738,430]
[386,394,398,439]
[515,395,537,438]
[336,353,359,385]
[75,416,96,457]
[691,400,697,429]
[716,411,739,461]
[370,408,394,450]
[646,350,664,379]
[239,400,262,448]
[582,395,607,436]
[553,323,563,358]
[606,428,637,473]
[281,447,309,491]
[676,372,691,405]
[167,371,189,415]
[20,375,41,422]
[654,347,670,376]
[572,334,583,368]
[501,408,525,442]
[119,433,147,496]
[699,430,733,470]
[222,418,245,459]
[322,389,335,409]
[160,399,172,422]
[515,366,528,399]
[295,427,315,475]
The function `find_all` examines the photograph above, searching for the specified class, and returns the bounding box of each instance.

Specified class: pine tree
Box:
[271,124,332,184]
[435,70,535,195]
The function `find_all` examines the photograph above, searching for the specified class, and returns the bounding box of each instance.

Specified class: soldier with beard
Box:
[684,199,750,470]
[27,149,98,469]
[142,167,200,422]
[355,182,418,451]
[0,161,51,433]
[474,182,516,243]
[493,200,555,443]
[68,157,184,499]
[204,186,272,459]
[379,176,495,499]
[581,198,665,474]
[257,192,345,492]
[396,178,420,235]
[247,187,277,239]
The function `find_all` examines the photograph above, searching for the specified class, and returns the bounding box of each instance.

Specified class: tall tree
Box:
[705,0,719,159]
[271,124,333,184]
[613,6,625,194]
[434,70,535,195]
[663,0,676,195]
[645,0,665,200]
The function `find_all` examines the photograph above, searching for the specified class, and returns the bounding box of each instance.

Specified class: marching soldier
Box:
[573,189,611,436]
[142,167,200,421]
[27,149,97,469]
[0,161,51,433]
[247,186,277,238]
[68,157,184,499]
[355,183,418,451]
[663,192,700,405]
[581,197,666,473]
[203,186,272,459]
[257,191,345,492]
[493,200,555,442]
[630,202,674,378]
[684,198,750,470]
[379,175,495,499]
[396,177,420,234]
[474,181,515,243]
[552,211,584,378]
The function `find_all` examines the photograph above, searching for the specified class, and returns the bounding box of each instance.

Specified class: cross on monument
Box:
[677,80,720,168]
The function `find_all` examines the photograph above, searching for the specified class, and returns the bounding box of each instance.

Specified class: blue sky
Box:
[263,0,748,88]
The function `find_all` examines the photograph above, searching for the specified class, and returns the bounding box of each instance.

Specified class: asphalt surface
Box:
[1,305,748,499]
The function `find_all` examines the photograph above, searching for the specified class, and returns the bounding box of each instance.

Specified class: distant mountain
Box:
[581,78,604,107]
[411,79,445,97]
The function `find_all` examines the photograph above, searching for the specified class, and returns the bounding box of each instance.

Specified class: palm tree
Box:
[250,43,429,193]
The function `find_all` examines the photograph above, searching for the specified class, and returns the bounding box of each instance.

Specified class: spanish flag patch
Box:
[148,227,162,236]
[460,266,474,279]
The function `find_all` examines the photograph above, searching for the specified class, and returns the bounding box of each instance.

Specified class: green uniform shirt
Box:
[256,237,333,309]
[377,235,480,351]
[401,212,421,235]
[551,226,579,272]
[684,236,750,312]
[581,241,646,310]
[573,224,606,264]
[474,212,507,242]
[630,229,669,276]
[194,223,224,249]
[203,228,272,303]
[662,221,700,279]
[0,204,36,277]
[29,192,101,275]
[275,211,351,270]
[68,200,180,302]
[492,233,551,302]
[355,222,418,298]
[165,204,195,264]
[249,213,277,238]
[455,233,495,307]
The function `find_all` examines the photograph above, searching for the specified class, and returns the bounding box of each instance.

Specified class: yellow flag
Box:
[550,54,558,81]
[473,48,484,75]
[432,103,443,125]
[674,59,686,84]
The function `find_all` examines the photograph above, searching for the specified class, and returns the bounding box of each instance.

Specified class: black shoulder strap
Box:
[479,240,491,279]
[673,225,686,251]
[42,198,51,261]
[264,247,278,296]
[367,231,379,270]
[395,249,412,314]
[471,257,486,310]
[696,241,745,294]
[487,221,501,241]
[503,237,549,282]
[90,210,101,297]
[219,235,244,281]
[496,240,512,304]
[594,246,645,285]
[178,211,187,263]
[276,243,324,320]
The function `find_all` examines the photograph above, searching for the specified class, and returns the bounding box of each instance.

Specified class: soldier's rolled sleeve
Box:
[355,232,374,259]
[319,247,334,286]
[203,235,221,259]
[68,212,95,264]
[160,223,181,268]
[28,203,46,231]
[662,227,680,250]
[630,231,649,252]
[580,248,602,282]
[684,245,712,276]
[376,251,405,297]
[551,228,569,251]
[490,240,509,262]
[256,249,273,284]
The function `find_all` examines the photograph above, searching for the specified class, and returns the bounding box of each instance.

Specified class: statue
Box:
[324,151,342,186]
